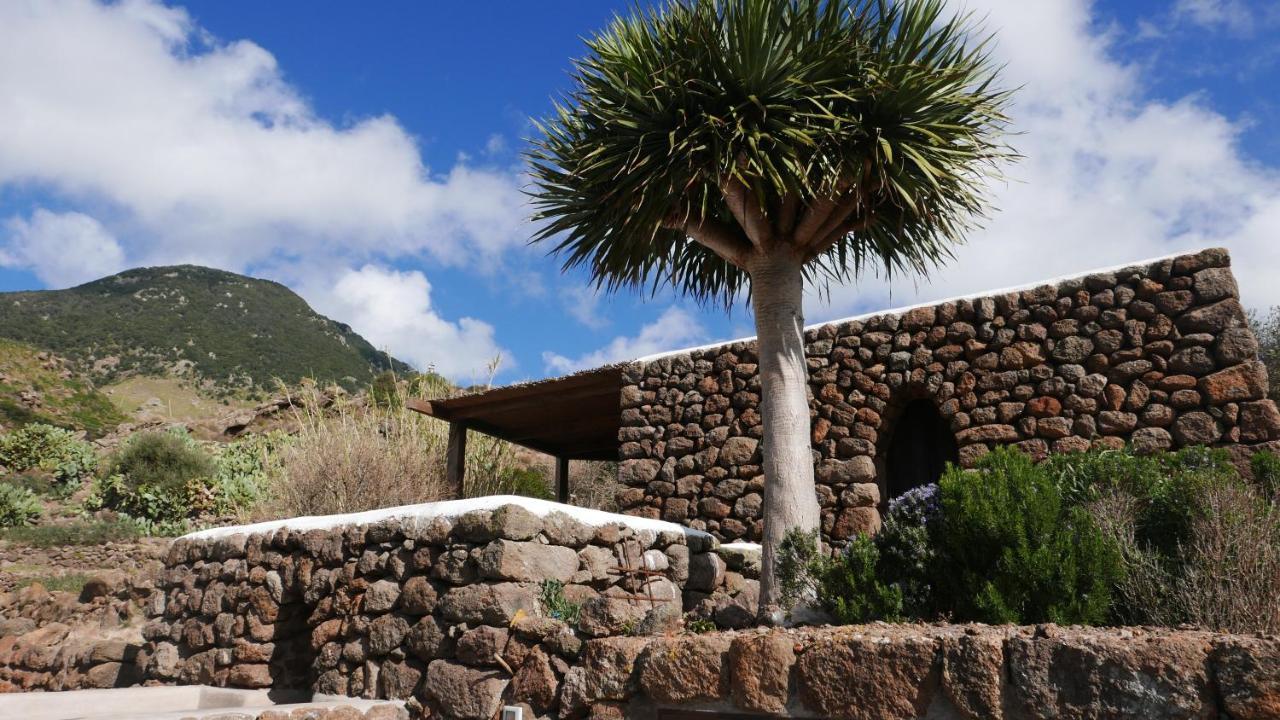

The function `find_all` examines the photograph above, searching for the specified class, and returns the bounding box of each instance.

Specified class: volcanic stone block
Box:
[477,540,578,583]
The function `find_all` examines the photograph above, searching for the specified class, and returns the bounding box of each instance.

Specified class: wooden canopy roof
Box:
[406,366,624,461]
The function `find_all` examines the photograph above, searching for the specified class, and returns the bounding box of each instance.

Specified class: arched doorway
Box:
[886,399,958,500]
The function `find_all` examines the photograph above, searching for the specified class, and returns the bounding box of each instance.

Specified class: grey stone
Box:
[477,540,579,583]
[438,583,539,626]
[424,660,508,720]
[815,456,876,484]
[368,614,411,656]
[687,552,727,592]
[364,579,402,613]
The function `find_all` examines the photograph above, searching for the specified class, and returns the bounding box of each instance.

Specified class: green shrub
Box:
[0,423,98,486]
[0,482,42,527]
[89,430,215,524]
[211,432,290,517]
[935,447,1121,625]
[776,528,822,611]
[814,535,904,623]
[538,579,582,624]
[487,467,554,501]
[0,518,145,547]
[1251,451,1280,500]
[1048,446,1236,558]
[875,483,942,619]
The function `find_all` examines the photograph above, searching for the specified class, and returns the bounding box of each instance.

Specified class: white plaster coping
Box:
[179,494,715,545]
[634,247,1211,363]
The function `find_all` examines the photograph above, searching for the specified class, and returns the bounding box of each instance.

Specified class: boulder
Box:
[729,632,795,714]
[424,660,508,720]
[718,436,759,465]
[1211,636,1280,720]
[1199,361,1268,405]
[478,540,579,583]
[1006,629,1214,720]
[797,634,940,720]
[438,583,538,626]
[400,576,438,615]
[638,635,732,704]
[364,580,402,613]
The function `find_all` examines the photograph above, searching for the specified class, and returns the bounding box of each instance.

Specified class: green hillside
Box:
[0,339,124,436]
[0,265,409,395]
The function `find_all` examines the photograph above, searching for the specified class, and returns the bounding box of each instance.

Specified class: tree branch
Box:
[663,212,753,269]
[776,193,799,237]
[718,175,771,249]
[806,211,876,260]
[807,189,865,252]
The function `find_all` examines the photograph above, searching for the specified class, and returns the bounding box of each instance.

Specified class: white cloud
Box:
[0,0,530,273]
[543,306,706,375]
[814,0,1280,321]
[1,209,126,287]
[313,265,507,383]
[1173,0,1255,34]
[561,284,610,330]
[0,0,534,381]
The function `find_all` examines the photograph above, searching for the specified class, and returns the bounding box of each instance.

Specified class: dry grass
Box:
[1090,483,1280,634]
[259,374,537,519]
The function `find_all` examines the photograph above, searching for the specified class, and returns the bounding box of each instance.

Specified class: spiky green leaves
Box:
[528,0,1012,307]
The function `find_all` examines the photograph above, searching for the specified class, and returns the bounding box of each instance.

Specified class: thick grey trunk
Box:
[748,250,821,622]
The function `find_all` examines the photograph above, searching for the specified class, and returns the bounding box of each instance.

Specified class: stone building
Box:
[414,248,1279,545]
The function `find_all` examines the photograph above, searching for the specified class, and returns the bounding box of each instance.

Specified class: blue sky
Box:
[1,0,1279,384]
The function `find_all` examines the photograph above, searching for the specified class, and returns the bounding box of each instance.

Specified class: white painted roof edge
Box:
[179,494,714,543]
[634,247,1213,364]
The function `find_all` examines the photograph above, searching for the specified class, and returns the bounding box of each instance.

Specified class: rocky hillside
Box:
[0,266,408,394]
[0,340,123,436]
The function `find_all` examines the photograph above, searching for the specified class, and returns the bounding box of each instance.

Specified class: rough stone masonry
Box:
[140,500,760,719]
[139,500,1280,720]
[615,247,1280,544]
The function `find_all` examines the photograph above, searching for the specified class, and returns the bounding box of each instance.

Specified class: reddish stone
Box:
[1026,396,1062,418]
[832,507,881,540]
[729,632,795,714]
[1239,400,1280,443]
[1199,361,1268,405]
[638,636,731,704]
[956,424,1019,444]
[798,634,940,720]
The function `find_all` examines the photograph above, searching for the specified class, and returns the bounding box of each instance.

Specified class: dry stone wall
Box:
[140,501,759,720]
[616,248,1280,543]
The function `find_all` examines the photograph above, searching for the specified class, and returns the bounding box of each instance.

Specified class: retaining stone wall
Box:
[616,248,1280,543]
[571,624,1280,720]
[140,502,759,719]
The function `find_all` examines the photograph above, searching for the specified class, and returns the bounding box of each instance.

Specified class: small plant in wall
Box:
[538,579,582,625]
[528,0,1013,620]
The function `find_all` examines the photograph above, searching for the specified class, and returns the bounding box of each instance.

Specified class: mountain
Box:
[0,265,409,394]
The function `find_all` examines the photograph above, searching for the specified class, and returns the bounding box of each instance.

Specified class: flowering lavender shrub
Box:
[875,483,942,618]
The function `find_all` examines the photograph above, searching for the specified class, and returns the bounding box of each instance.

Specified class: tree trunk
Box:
[748,249,821,623]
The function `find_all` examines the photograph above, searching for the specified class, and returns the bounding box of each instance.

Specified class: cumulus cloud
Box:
[1,209,127,287]
[813,0,1280,322]
[312,265,507,383]
[0,0,535,381]
[0,0,530,272]
[1173,0,1256,33]
[543,306,707,375]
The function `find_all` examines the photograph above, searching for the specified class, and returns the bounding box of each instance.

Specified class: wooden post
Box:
[446,422,466,499]
[555,456,570,503]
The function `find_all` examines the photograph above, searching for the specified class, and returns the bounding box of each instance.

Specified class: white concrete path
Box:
[0,686,403,720]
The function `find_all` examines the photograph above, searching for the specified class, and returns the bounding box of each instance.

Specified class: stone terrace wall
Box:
[140,499,760,720]
[616,248,1280,543]
[569,624,1280,720]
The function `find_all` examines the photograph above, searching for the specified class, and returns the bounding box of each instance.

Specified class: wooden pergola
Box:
[406,366,624,502]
